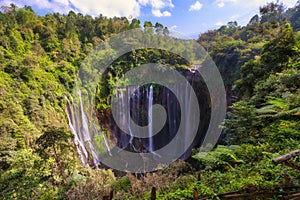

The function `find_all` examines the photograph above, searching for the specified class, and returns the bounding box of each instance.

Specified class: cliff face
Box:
[95,68,211,159]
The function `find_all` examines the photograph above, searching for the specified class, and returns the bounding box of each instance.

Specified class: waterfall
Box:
[78,90,91,142]
[118,90,128,149]
[113,85,156,153]
[65,97,89,165]
[78,91,100,166]
[112,83,194,155]
[65,91,112,166]
[66,69,206,167]
[148,85,154,152]
[115,87,135,150]
[127,87,134,146]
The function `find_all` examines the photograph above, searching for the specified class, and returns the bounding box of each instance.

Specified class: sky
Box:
[0,0,298,38]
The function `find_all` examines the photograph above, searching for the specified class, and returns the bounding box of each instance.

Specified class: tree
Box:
[65,11,78,37]
[130,18,140,29]
[248,14,259,25]
[163,27,170,36]
[234,60,263,97]
[260,2,285,24]
[154,22,164,35]
[143,21,154,35]
[261,23,298,70]
[144,21,153,28]
[36,127,73,185]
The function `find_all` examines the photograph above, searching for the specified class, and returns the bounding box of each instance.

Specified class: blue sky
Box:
[0,0,298,38]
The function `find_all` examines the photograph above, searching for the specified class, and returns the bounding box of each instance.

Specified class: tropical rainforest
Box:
[0,1,300,199]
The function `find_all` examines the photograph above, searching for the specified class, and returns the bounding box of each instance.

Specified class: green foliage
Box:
[112,176,131,191]
[251,68,300,106]
[179,144,299,199]
[139,170,217,200]
[215,5,300,199]
[0,149,52,199]
[234,59,263,97]
[35,127,76,188]
[223,101,262,144]
[192,145,243,171]
[261,23,298,70]
[261,120,300,151]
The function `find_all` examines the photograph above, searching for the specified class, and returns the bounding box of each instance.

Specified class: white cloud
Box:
[139,0,174,17]
[1,0,72,13]
[152,9,171,17]
[151,0,166,9]
[215,0,237,8]
[69,0,174,18]
[189,1,203,11]
[241,0,297,8]
[215,21,224,26]
[138,0,149,6]
[3,0,175,18]
[69,0,141,17]
[217,2,224,7]
[170,25,178,30]
[152,9,163,17]
[4,0,141,18]
[162,10,171,16]
[153,0,174,9]
[52,0,69,6]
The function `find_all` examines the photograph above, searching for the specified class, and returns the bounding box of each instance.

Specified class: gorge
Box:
[65,69,211,169]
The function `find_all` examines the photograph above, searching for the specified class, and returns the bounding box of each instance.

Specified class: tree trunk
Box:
[273,149,300,163]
